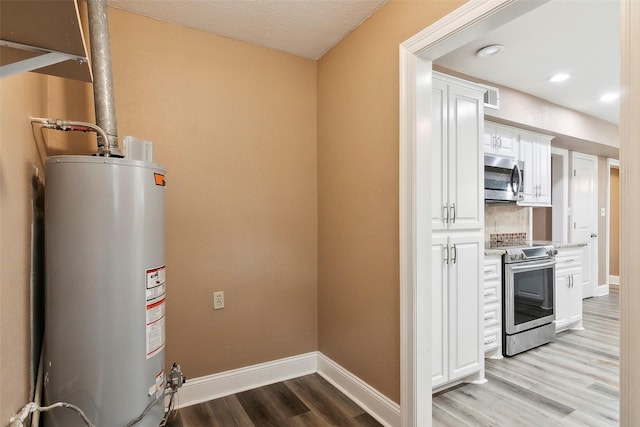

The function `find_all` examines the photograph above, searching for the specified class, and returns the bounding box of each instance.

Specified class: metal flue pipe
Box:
[87,0,122,157]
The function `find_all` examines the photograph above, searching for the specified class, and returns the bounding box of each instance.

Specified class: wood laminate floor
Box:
[433,290,620,427]
[165,373,383,426]
[166,291,618,426]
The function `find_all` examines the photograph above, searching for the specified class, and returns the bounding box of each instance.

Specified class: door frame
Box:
[400,1,640,426]
[606,158,620,287]
[399,1,548,425]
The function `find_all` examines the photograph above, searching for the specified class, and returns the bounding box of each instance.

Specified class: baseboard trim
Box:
[174,351,400,427]
[609,275,620,285]
[175,352,317,408]
[596,283,610,297]
[317,353,401,427]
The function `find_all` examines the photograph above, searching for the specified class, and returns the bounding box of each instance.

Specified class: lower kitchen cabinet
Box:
[555,248,583,331]
[432,232,484,390]
[483,255,503,359]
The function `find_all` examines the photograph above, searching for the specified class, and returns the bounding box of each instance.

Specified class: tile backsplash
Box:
[484,204,529,244]
[490,232,527,247]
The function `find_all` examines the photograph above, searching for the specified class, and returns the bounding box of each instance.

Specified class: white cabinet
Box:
[518,131,553,206]
[483,255,503,359]
[432,233,484,389]
[432,74,484,232]
[555,248,583,331]
[432,72,485,391]
[483,121,519,158]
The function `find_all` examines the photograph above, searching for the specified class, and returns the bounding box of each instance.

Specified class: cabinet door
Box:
[448,85,483,230]
[431,79,448,231]
[431,234,449,388]
[554,249,583,331]
[484,122,518,158]
[568,271,582,324]
[519,137,536,203]
[536,139,551,205]
[448,233,483,381]
[493,125,519,158]
[519,134,552,206]
[554,272,570,330]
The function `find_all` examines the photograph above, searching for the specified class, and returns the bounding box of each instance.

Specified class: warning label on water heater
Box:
[146,266,166,359]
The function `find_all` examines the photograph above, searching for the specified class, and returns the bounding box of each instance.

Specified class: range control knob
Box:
[510,253,518,261]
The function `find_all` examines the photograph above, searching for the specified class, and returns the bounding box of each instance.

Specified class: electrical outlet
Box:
[213,291,224,310]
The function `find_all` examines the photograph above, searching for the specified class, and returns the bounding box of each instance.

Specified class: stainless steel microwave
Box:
[484,154,524,202]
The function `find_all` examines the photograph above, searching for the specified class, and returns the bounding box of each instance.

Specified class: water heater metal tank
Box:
[44,156,167,427]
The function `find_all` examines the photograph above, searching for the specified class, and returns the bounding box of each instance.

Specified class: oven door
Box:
[504,258,556,334]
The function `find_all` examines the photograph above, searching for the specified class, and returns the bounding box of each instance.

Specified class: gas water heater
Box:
[44,155,167,426]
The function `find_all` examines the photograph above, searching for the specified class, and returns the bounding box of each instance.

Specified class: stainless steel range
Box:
[503,245,557,356]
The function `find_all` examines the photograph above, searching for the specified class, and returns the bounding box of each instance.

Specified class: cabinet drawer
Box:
[555,250,581,271]
[483,304,500,329]
[484,261,500,280]
[483,329,500,351]
[483,285,499,304]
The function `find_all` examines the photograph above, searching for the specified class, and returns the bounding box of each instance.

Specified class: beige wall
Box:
[1,7,318,418]
[106,9,318,378]
[532,207,552,241]
[317,0,465,403]
[0,72,47,423]
[0,72,92,422]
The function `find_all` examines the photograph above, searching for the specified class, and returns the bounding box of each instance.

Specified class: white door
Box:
[570,152,599,298]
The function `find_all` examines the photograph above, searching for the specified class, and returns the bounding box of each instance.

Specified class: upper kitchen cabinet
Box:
[483,121,519,158]
[0,0,91,82]
[431,72,485,231]
[518,130,553,207]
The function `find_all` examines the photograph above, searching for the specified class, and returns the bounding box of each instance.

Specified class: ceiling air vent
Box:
[479,84,499,110]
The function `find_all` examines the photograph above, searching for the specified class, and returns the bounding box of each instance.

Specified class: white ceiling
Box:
[107,0,619,125]
[435,0,620,125]
[107,0,386,60]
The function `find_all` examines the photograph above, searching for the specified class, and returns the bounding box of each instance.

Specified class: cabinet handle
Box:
[451,244,457,264]
[444,245,449,265]
[450,203,456,224]
[443,204,449,223]
[569,274,573,288]
[498,136,503,149]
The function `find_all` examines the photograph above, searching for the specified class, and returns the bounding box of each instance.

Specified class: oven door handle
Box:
[508,259,556,272]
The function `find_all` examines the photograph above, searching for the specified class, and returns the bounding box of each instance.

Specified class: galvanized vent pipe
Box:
[87,0,122,157]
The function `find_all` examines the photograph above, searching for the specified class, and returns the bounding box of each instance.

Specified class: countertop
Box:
[484,240,588,256]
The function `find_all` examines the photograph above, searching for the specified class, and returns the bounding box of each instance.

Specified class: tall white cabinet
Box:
[431,72,484,391]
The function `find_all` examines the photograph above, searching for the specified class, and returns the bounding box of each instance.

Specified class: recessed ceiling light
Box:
[549,73,571,83]
[599,93,619,102]
[475,44,505,58]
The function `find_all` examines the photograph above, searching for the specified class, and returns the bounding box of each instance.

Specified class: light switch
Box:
[600,207,606,217]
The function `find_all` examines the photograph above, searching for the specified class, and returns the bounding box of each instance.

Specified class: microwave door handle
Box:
[511,163,522,195]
